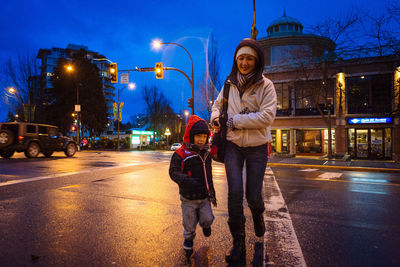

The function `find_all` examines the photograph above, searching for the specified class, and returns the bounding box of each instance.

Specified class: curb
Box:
[267,163,400,173]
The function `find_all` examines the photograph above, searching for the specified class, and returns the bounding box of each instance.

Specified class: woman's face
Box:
[237,54,257,75]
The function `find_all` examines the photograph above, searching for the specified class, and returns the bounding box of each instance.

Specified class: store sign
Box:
[348,117,391,124]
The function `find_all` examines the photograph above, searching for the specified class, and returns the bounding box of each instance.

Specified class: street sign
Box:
[348,117,391,124]
[120,73,129,84]
[75,105,81,112]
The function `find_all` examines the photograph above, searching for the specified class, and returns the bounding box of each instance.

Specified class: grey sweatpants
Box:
[180,195,214,240]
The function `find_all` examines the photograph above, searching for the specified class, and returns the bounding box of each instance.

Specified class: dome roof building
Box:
[258,12,336,69]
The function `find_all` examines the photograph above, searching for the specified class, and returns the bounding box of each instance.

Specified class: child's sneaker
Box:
[183,239,193,257]
[202,227,211,237]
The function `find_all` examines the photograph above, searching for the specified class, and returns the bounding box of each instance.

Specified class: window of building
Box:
[271,45,292,65]
[271,130,276,152]
[274,83,291,116]
[347,74,392,114]
[295,79,334,116]
[280,25,287,31]
[274,26,279,32]
[295,25,299,31]
[270,129,290,153]
[270,45,311,66]
[296,129,322,153]
[288,24,293,31]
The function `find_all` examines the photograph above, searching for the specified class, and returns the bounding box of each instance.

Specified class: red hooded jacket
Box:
[169,115,216,200]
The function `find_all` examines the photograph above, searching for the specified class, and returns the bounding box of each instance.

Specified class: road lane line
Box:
[306,177,400,186]
[0,162,153,187]
[264,167,307,267]
[299,168,319,172]
[318,172,343,179]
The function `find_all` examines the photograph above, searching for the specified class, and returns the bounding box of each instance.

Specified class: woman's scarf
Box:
[236,71,256,93]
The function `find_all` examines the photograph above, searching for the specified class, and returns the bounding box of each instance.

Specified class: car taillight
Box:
[18,136,24,140]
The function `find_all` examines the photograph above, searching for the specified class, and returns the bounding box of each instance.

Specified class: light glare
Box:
[128,83,136,90]
[151,39,163,50]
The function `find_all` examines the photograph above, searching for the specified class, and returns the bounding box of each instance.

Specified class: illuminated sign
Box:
[348,117,391,124]
[131,136,141,145]
[127,130,154,135]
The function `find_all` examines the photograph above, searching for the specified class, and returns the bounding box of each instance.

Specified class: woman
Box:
[211,38,277,263]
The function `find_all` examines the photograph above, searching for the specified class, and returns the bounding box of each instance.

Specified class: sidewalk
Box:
[268,155,400,173]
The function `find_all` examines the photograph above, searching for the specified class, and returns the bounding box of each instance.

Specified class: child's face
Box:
[194,134,208,146]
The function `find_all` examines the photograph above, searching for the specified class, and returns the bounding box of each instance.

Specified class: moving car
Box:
[0,122,77,158]
[170,143,182,151]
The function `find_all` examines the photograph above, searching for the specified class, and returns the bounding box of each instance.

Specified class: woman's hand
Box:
[212,118,221,133]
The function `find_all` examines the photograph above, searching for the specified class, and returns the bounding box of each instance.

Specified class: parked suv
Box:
[0,122,77,159]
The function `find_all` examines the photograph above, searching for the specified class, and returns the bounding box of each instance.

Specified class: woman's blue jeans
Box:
[224,141,268,233]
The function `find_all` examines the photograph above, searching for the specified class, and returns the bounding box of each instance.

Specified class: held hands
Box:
[212,118,221,133]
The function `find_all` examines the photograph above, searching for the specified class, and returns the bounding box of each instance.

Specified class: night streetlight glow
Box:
[128,83,136,90]
[151,39,195,114]
[151,39,163,50]
[66,65,73,72]
[8,87,16,94]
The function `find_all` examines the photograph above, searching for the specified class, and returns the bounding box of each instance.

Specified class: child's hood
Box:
[183,115,210,144]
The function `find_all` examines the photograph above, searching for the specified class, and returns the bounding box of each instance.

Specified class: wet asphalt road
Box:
[271,166,400,267]
[0,151,399,266]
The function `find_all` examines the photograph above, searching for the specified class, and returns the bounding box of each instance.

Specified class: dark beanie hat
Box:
[189,120,210,143]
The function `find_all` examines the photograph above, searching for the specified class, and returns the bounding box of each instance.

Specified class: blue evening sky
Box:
[0,0,389,122]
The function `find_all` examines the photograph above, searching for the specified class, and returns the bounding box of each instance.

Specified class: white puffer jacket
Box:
[211,77,277,147]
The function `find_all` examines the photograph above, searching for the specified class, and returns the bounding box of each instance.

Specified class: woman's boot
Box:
[226,220,246,263]
[252,212,265,237]
[225,235,246,263]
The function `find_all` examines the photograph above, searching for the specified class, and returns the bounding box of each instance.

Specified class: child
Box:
[169,115,217,257]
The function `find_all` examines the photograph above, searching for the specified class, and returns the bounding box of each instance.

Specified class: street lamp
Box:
[8,87,16,94]
[165,128,171,146]
[151,39,195,114]
[65,64,81,147]
[338,82,343,114]
[115,83,136,151]
[184,110,189,126]
[7,86,33,122]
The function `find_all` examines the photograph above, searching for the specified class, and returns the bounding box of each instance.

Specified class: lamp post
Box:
[338,82,343,115]
[65,64,80,147]
[184,110,189,126]
[116,82,136,151]
[165,128,171,146]
[8,86,33,122]
[152,40,195,114]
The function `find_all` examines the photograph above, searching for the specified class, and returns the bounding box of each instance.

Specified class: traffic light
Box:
[187,97,194,109]
[155,62,163,79]
[110,63,118,83]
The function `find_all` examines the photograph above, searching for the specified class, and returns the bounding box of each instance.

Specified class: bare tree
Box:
[311,9,361,58]
[293,5,400,159]
[142,85,180,145]
[363,11,400,56]
[0,51,40,121]
[290,11,362,159]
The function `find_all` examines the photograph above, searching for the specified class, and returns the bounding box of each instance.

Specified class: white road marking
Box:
[318,172,343,179]
[0,162,152,187]
[264,168,307,267]
[300,168,319,172]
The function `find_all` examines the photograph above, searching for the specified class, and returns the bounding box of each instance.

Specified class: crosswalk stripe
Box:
[263,169,307,267]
